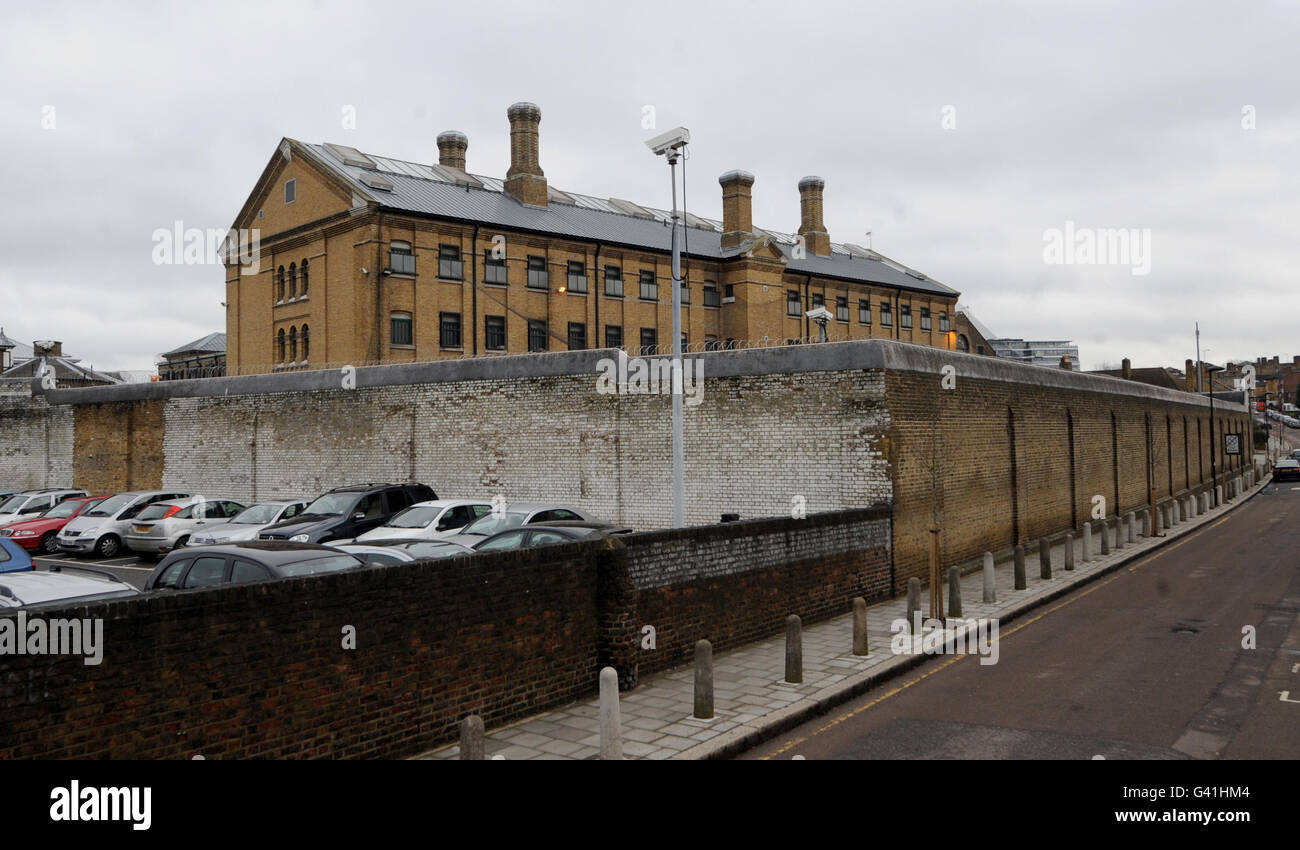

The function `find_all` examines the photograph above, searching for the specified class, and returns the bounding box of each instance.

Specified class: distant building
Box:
[953,304,997,356]
[1090,358,1183,390]
[988,338,1081,368]
[0,340,121,388]
[158,332,227,380]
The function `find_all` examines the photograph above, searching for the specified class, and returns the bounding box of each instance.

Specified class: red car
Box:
[0,495,107,554]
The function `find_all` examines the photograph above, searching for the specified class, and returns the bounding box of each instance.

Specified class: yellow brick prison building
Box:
[224,102,963,375]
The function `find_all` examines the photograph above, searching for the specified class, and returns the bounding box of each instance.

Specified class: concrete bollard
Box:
[694,640,714,719]
[1039,537,1052,579]
[1155,506,1164,535]
[785,615,803,683]
[1142,508,1152,537]
[1127,511,1137,543]
[1201,492,1209,514]
[1064,532,1075,571]
[1014,544,1027,590]
[948,567,962,618]
[982,552,996,603]
[599,666,623,760]
[1082,523,1093,561]
[852,598,869,656]
[1114,516,1125,550]
[1100,521,1110,554]
[1216,485,1223,505]
[1172,498,1180,524]
[906,578,921,632]
[460,714,485,760]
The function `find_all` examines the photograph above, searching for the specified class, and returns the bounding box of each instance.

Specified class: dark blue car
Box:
[0,538,35,573]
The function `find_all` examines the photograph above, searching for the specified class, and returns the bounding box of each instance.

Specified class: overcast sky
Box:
[2,0,1296,372]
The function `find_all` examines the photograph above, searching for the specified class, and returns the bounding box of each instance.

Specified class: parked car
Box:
[143,542,365,591]
[0,567,140,608]
[0,538,35,573]
[124,497,248,559]
[0,488,90,524]
[1272,458,1300,481]
[354,499,493,543]
[440,502,595,547]
[258,483,436,544]
[330,543,421,567]
[57,490,193,557]
[188,500,310,545]
[0,495,106,553]
[1289,448,1300,462]
[472,521,633,552]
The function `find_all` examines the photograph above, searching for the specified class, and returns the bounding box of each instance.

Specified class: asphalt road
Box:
[738,477,1300,760]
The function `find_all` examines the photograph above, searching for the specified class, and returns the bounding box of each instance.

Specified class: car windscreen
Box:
[0,495,26,513]
[300,494,356,517]
[384,507,440,529]
[276,555,363,577]
[44,499,92,519]
[231,504,284,524]
[86,494,134,517]
[458,511,526,536]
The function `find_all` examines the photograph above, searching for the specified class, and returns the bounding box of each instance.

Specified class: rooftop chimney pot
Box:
[719,170,756,250]
[797,175,831,256]
[436,130,468,171]
[504,102,547,206]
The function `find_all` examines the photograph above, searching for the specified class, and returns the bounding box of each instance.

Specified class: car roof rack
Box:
[47,564,129,584]
[327,483,395,492]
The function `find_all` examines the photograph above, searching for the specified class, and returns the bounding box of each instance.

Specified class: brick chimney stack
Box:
[1185,358,1196,391]
[504,102,547,206]
[719,170,755,250]
[1121,357,1132,380]
[797,176,831,256]
[437,130,468,171]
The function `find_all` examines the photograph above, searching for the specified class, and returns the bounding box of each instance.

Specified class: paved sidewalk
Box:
[415,475,1268,760]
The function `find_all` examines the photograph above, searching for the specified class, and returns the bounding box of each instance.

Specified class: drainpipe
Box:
[594,242,602,348]
[471,224,480,355]
[804,275,812,340]
[373,210,385,363]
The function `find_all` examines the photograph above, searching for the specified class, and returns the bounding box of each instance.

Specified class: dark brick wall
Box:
[72,400,165,493]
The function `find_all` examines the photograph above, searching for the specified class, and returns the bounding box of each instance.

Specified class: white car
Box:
[56,490,193,558]
[188,500,310,545]
[440,502,595,547]
[354,499,493,542]
[0,568,140,608]
[0,488,90,524]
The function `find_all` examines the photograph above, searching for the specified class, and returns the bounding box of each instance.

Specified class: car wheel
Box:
[94,535,121,558]
[40,532,59,555]
[174,535,190,549]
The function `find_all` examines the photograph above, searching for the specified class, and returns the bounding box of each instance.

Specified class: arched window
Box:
[276,266,285,302]
[289,326,298,362]
[288,263,297,299]
[300,259,309,296]
[277,328,286,362]
[956,334,970,352]
[301,324,310,361]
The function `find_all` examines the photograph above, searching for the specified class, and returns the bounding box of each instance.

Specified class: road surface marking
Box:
[1280,691,1300,704]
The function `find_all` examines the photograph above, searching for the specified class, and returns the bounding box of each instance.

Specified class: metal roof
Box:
[162,331,227,358]
[301,141,959,298]
[0,355,122,384]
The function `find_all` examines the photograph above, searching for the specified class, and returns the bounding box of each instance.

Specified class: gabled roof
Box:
[0,328,33,361]
[162,332,226,358]
[0,355,121,385]
[289,140,959,299]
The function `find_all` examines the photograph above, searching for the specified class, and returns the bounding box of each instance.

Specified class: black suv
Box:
[257,483,435,544]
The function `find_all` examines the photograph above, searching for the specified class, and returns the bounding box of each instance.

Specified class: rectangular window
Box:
[526,255,548,289]
[900,305,913,329]
[438,244,463,280]
[859,299,871,324]
[723,284,735,302]
[880,303,893,327]
[439,312,462,349]
[920,307,931,331]
[284,179,296,204]
[568,322,587,350]
[639,270,658,301]
[528,319,548,352]
[679,282,690,304]
[566,261,588,293]
[640,327,657,354]
[485,316,506,351]
[836,296,849,322]
[812,292,825,309]
[484,250,508,285]
[605,325,623,349]
[390,312,413,346]
[705,335,719,351]
[604,265,624,297]
[703,284,720,307]
[389,242,416,276]
[939,313,950,332]
[787,290,801,317]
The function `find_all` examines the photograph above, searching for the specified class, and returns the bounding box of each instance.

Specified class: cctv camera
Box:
[805,306,834,322]
[645,126,690,156]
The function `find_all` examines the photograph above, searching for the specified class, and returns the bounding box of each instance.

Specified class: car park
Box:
[258,482,436,544]
[0,495,105,553]
[354,499,493,542]
[472,521,633,552]
[143,541,365,591]
[124,497,248,559]
[0,567,140,609]
[56,490,193,558]
[0,488,90,524]
[440,502,595,547]
[0,538,35,573]
[188,500,310,545]
[1272,458,1300,481]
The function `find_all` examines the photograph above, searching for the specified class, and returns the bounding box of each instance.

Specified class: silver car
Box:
[124,497,247,559]
[188,501,309,546]
[57,490,194,558]
[0,568,139,609]
[354,499,493,543]
[440,502,595,547]
[0,488,90,524]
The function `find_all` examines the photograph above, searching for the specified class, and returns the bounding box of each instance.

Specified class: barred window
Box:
[485,316,506,351]
[703,284,720,307]
[566,261,588,293]
[484,250,508,285]
[811,292,825,309]
[526,255,548,289]
[836,296,849,322]
[880,303,893,327]
[604,265,624,297]
[939,312,950,332]
[438,244,463,280]
[787,290,801,316]
[440,312,462,349]
[639,270,658,301]
[920,307,931,331]
[900,305,913,329]
[390,312,413,346]
[640,327,657,354]
[389,242,416,275]
[528,319,548,352]
[680,281,690,304]
[859,299,871,324]
[568,322,587,350]
[605,324,623,349]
